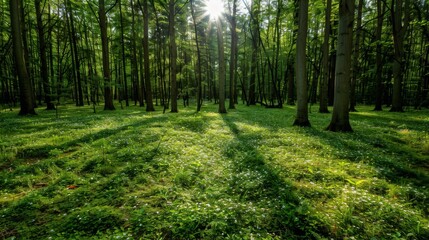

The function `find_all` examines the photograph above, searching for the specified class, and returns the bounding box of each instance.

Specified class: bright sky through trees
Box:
[204,0,224,20]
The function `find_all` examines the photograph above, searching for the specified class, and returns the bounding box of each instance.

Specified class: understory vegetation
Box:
[0,104,428,239]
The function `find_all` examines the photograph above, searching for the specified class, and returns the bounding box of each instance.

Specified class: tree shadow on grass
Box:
[301,127,429,187]
[220,114,327,239]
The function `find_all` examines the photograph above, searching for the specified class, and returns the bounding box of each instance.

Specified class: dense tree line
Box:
[1,0,428,130]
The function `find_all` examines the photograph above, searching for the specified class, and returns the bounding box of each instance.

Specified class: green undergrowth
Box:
[0,103,428,239]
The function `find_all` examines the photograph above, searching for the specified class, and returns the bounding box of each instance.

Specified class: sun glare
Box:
[205,0,224,20]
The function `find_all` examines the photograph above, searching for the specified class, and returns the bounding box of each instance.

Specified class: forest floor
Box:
[0,103,428,239]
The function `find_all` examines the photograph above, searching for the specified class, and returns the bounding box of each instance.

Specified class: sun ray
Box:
[204,0,224,21]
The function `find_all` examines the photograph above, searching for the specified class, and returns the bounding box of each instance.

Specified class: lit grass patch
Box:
[0,104,428,239]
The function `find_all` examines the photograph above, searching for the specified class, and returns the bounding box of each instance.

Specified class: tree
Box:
[190,0,203,111]
[350,0,363,112]
[319,0,331,113]
[390,0,410,112]
[228,0,238,110]
[293,0,310,127]
[248,0,260,105]
[9,0,36,115]
[35,0,55,110]
[374,0,384,111]
[326,0,354,132]
[169,0,178,113]
[216,18,227,114]
[118,0,129,106]
[99,0,115,110]
[143,0,155,111]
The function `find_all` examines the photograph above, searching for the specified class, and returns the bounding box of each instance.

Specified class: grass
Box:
[0,103,428,239]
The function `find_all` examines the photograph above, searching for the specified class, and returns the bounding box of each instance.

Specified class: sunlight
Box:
[204,0,224,20]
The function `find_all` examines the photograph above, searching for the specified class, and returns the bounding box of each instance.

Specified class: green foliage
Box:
[0,104,428,239]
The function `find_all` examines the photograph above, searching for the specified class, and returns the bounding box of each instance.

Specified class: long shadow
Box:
[220,114,327,239]
[301,127,429,187]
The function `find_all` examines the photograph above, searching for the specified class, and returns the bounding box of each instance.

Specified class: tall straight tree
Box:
[374,0,384,111]
[216,18,227,114]
[350,0,363,112]
[190,0,203,111]
[9,0,36,115]
[169,0,178,112]
[66,0,84,107]
[319,0,331,113]
[228,0,238,110]
[248,0,260,105]
[99,0,115,110]
[390,0,410,112]
[118,0,129,106]
[143,0,155,111]
[35,0,55,110]
[326,0,354,132]
[293,0,310,126]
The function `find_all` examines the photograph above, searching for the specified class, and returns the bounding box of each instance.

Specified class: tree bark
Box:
[350,0,363,112]
[248,0,260,105]
[217,19,227,114]
[326,0,354,132]
[293,0,310,127]
[143,0,155,111]
[190,0,203,111]
[99,0,115,110]
[10,0,36,115]
[169,0,178,112]
[374,0,384,111]
[35,0,55,110]
[228,0,238,110]
[319,0,331,113]
[390,0,410,112]
[118,0,129,106]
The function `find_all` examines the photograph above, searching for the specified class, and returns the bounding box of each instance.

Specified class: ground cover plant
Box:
[0,104,428,239]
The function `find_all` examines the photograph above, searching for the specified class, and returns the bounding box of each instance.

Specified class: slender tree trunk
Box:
[319,0,331,113]
[217,19,227,114]
[229,0,238,110]
[67,0,83,106]
[326,0,354,132]
[10,0,36,115]
[293,0,310,127]
[390,0,409,112]
[99,0,115,110]
[143,0,155,111]
[374,0,384,111]
[190,0,203,111]
[169,0,178,112]
[248,0,260,105]
[35,0,55,110]
[350,0,363,112]
[119,0,129,107]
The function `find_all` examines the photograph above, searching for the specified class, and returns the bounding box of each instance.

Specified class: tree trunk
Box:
[350,0,363,112]
[217,19,227,114]
[248,0,260,105]
[35,0,55,110]
[229,0,238,110]
[319,0,331,113]
[326,0,354,132]
[143,0,155,111]
[119,0,129,107]
[374,0,384,111]
[190,0,203,111]
[390,0,410,112]
[10,0,36,115]
[99,0,115,110]
[169,0,178,112]
[67,0,84,107]
[293,0,310,127]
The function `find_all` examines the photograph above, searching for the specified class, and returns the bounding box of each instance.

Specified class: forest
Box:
[0,0,428,239]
